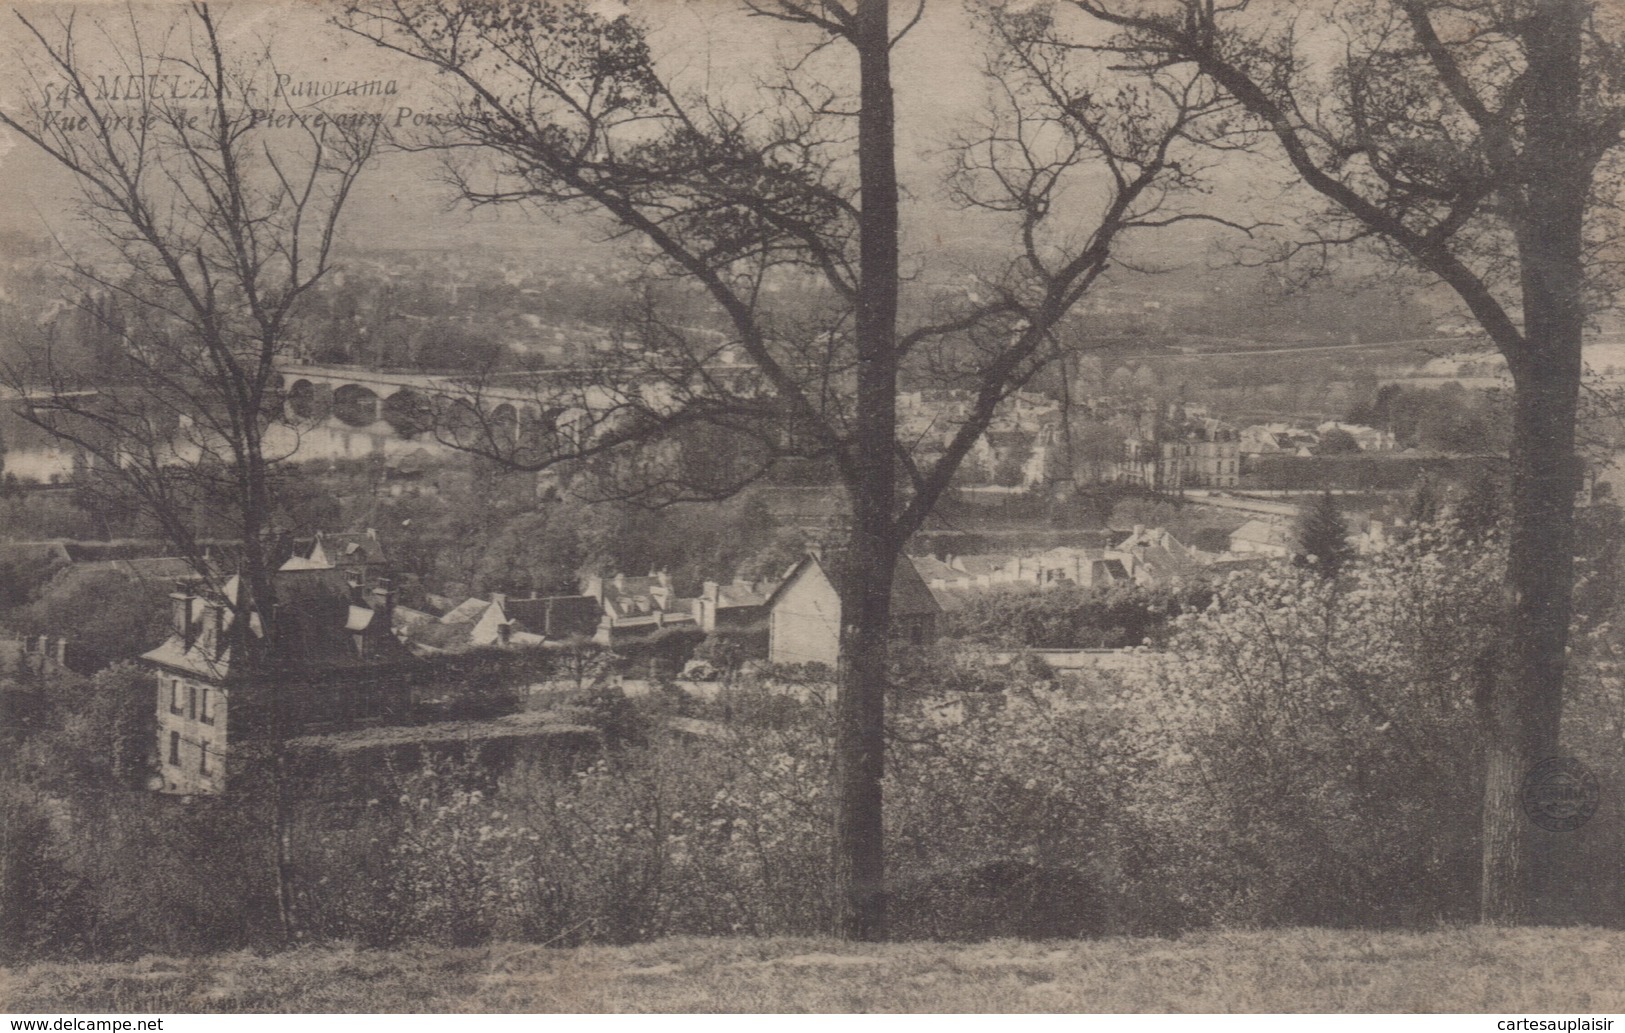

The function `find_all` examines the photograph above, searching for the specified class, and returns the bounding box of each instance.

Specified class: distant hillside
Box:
[4,927,1621,1013]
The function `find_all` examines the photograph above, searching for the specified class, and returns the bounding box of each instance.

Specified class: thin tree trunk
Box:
[272,752,298,943]
[832,0,900,942]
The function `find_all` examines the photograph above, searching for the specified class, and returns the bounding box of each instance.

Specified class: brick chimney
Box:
[170,583,198,649]
[210,602,228,660]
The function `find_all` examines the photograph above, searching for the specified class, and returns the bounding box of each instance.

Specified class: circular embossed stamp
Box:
[1520,757,1600,832]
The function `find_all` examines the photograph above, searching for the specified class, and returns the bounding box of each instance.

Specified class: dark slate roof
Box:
[505,595,603,641]
[310,530,387,567]
[713,581,777,609]
[953,554,1015,578]
[910,555,961,583]
[1096,559,1131,582]
[402,617,478,652]
[1187,527,1237,554]
[142,566,414,681]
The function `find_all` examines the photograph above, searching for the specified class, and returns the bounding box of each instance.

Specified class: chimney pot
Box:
[212,603,228,660]
[170,590,198,649]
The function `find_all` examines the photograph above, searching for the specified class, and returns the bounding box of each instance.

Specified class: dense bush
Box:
[1116,524,1504,928]
[6,516,1625,961]
[3,567,172,673]
[0,779,92,963]
[286,654,1142,946]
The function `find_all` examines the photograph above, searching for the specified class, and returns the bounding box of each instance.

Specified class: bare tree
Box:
[1059,0,1625,921]
[338,0,1237,938]
[0,2,377,939]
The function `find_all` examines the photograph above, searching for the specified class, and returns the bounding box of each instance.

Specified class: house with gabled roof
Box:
[579,571,699,647]
[1228,519,1294,558]
[142,567,421,795]
[766,553,941,669]
[395,591,602,656]
[498,594,604,645]
[1110,526,1206,583]
[693,579,778,634]
[297,528,387,574]
[910,554,969,593]
[951,553,1019,588]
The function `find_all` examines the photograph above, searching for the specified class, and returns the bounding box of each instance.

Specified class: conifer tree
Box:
[1297,491,1354,579]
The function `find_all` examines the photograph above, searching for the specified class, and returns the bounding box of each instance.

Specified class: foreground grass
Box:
[4,927,1624,1013]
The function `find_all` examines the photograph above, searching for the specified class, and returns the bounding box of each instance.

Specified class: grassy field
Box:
[5,927,1624,1013]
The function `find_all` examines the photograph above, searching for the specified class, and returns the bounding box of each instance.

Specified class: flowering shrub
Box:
[365,727,833,946]
[26,514,1612,960]
[383,767,552,946]
[884,660,1148,936]
[1116,523,1506,927]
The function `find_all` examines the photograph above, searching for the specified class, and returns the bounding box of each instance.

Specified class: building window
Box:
[168,731,181,766]
[187,684,197,720]
[169,679,183,715]
[199,741,211,776]
[199,687,214,726]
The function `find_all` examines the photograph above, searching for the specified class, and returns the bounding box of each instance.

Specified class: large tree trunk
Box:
[832,0,900,942]
[1484,365,1581,923]
[1481,0,1588,924]
[833,533,896,940]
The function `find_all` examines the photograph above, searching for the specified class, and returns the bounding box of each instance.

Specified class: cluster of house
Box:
[898,388,1066,488]
[910,525,1216,597]
[139,503,1391,797]
[1240,420,1397,457]
[895,388,1404,494]
[137,531,903,794]
[899,391,1254,492]
[1113,410,1241,491]
[147,536,419,794]
[0,634,71,676]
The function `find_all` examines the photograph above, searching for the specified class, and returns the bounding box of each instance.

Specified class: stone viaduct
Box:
[275,363,596,446]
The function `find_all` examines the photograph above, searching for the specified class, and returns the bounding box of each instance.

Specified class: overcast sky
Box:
[0,0,1264,265]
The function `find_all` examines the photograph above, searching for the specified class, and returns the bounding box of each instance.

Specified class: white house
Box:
[766,554,941,668]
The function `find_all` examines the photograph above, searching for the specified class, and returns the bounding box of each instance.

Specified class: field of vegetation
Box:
[5,927,1623,1013]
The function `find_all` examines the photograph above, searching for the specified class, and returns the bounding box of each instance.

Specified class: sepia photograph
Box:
[0,0,1623,1016]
